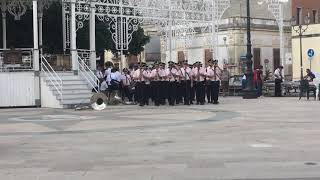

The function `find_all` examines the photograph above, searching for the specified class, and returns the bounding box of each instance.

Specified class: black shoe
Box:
[139,104,145,106]
[200,102,205,105]
[213,101,219,105]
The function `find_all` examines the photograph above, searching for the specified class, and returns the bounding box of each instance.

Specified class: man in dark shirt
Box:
[305,69,316,82]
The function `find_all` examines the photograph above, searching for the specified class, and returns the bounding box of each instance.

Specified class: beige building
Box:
[159,0,292,76]
[292,23,320,81]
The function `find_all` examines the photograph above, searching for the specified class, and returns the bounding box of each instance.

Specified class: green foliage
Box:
[43,2,63,54]
[0,2,150,57]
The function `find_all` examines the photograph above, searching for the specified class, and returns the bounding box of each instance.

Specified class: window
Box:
[253,48,261,70]
[312,10,318,24]
[296,8,302,25]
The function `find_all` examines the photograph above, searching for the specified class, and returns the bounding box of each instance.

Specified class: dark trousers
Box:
[159,81,166,105]
[136,81,146,105]
[182,80,191,105]
[152,81,161,106]
[275,79,282,97]
[256,81,263,97]
[145,84,151,105]
[168,81,177,106]
[191,84,196,102]
[122,86,133,101]
[206,81,212,103]
[212,81,220,103]
[196,81,206,104]
[176,82,183,104]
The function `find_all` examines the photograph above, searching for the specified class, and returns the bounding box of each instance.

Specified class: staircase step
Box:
[57,93,92,100]
[52,89,91,95]
[46,80,88,85]
[49,84,90,90]
[61,98,91,105]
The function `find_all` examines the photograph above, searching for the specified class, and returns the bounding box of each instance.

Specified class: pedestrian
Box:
[221,66,230,97]
[166,61,178,106]
[206,59,215,103]
[192,61,206,105]
[150,62,161,106]
[158,62,167,105]
[274,65,284,97]
[180,60,192,105]
[175,63,183,104]
[207,60,222,104]
[190,63,196,104]
[133,63,146,106]
[254,65,264,97]
[96,64,105,89]
[143,64,152,105]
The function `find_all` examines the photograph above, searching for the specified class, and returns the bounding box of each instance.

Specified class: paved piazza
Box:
[0,97,320,180]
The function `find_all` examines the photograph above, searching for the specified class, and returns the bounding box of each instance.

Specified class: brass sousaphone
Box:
[90,93,108,110]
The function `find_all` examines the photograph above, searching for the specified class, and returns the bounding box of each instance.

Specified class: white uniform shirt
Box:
[207,66,222,81]
[166,68,178,82]
[121,73,132,86]
[192,67,207,82]
[104,68,112,78]
[143,70,152,84]
[158,68,167,81]
[133,69,145,82]
[106,72,121,85]
[150,69,161,81]
[180,66,192,80]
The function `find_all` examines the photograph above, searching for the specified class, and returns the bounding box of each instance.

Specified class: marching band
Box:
[97,59,224,106]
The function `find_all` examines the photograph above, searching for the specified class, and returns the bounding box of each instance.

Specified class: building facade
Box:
[292,0,320,80]
[292,0,320,25]
[159,0,292,76]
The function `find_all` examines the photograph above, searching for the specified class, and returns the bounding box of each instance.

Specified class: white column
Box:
[89,0,96,70]
[70,0,78,72]
[1,0,6,49]
[33,0,39,71]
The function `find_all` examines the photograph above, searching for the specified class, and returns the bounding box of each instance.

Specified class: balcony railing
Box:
[0,48,33,72]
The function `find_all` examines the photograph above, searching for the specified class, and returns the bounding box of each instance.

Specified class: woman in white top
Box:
[107,68,121,90]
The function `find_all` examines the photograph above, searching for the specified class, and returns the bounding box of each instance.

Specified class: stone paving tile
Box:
[0,97,320,179]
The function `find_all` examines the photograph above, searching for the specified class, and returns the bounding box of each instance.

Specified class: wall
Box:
[292,0,320,24]
[292,23,320,81]
[163,28,292,76]
[0,72,36,107]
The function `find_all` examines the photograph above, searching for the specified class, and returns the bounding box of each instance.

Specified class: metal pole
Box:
[39,12,43,55]
[62,0,66,54]
[299,26,303,81]
[243,0,257,99]
[1,0,6,49]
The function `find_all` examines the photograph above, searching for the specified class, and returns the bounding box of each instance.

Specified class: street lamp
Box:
[291,15,310,82]
[242,0,257,99]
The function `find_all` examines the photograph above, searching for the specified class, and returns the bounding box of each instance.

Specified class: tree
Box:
[1,2,150,58]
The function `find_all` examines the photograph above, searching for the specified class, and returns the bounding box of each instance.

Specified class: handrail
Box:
[41,55,63,102]
[77,55,100,93]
